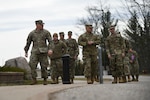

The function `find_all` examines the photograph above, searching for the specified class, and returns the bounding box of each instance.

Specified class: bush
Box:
[0,66,25,72]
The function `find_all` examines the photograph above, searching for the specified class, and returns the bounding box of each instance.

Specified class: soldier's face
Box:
[68,34,72,38]
[86,26,93,33]
[36,24,43,30]
[109,27,115,33]
[53,36,58,40]
[60,34,64,39]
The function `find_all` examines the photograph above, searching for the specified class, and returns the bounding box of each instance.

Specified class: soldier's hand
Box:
[48,50,53,56]
[88,41,94,45]
[74,55,78,60]
[25,53,28,58]
[108,54,111,59]
[122,53,125,57]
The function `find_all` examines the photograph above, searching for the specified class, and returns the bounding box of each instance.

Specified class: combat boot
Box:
[122,76,127,83]
[56,77,59,84]
[135,75,139,82]
[51,78,57,84]
[87,77,93,84]
[119,77,124,83]
[131,75,135,81]
[30,78,37,85]
[70,78,74,84]
[43,78,47,85]
[112,77,117,84]
[95,76,99,82]
[91,77,94,83]
[127,75,131,82]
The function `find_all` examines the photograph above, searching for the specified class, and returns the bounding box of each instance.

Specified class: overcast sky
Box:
[0,0,124,66]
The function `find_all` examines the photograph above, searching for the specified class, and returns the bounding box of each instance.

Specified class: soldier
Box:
[66,31,79,83]
[123,39,132,82]
[123,51,131,82]
[105,25,125,84]
[128,48,139,81]
[78,24,101,84]
[24,20,53,85]
[59,32,67,55]
[49,33,67,84]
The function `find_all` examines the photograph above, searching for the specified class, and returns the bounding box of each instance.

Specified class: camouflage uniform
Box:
[123,52,131,82]
[123,39,132,82]
[66,32,79,83]
[78,31,101,83]
[128,49,139,81]
[124,55,130,75]
[24,28,53,80]
[59,32,67,55]
[105,33,125,83]
[50,34,67,84]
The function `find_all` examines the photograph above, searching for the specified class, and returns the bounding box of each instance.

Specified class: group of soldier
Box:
[24,20,79,85]
[105,26,139,84]
[24,20,139,85]
[49,31,79,84]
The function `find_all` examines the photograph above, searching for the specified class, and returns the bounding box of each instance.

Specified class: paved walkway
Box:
[0,75,149,100]
[51,75,150,100]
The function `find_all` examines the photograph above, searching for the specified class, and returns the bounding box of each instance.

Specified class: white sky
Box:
[0,0,124,66]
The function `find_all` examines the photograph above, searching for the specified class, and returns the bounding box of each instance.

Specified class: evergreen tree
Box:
[124,10,150,73]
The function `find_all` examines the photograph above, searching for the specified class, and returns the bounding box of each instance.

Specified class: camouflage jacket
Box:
[128,50,139,64]
[24,29,53,54]
[105,33,125,55]
[50,40,67,59]
[66,38,79,58]
[124,39,132,52]
[59,39,67,55]
[78,32,101,55]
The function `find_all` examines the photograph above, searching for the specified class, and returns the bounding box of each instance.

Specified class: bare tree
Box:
[77,0,118,36]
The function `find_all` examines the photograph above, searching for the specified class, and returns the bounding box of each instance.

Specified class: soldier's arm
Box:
[24,32,32,53]
[93,35,101,45]
[74,39,79,57]
[78,34,87,46]
[120,37,125,56]
[62,41,68,54]
[105,38,111,58]
[46,31,54,50]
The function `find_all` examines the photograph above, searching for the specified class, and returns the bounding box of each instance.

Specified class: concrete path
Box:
[0,75,149,100]
[50,75,150,100]
[0,80,87,100]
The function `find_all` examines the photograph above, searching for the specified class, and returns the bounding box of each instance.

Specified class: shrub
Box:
[0,66,25,72]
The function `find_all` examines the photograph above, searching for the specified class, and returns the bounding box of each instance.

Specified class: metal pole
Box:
[98,46,103,84]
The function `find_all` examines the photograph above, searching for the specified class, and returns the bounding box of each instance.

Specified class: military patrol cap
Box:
[85,23,93,27]
[85,23,93,28]
[59,32,64,35]
[109,25,115,30]
[68,31,72,35]
[35,20,44,24]
[53,33,58,37]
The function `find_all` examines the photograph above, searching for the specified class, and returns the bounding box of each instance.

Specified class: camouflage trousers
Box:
[109,54,124,77]
[124,64,130,75]
[83,54,98,78]
[29,53,49,79]
[69,58,76,79]
[130,63,139,75]
[50,58,63,79]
